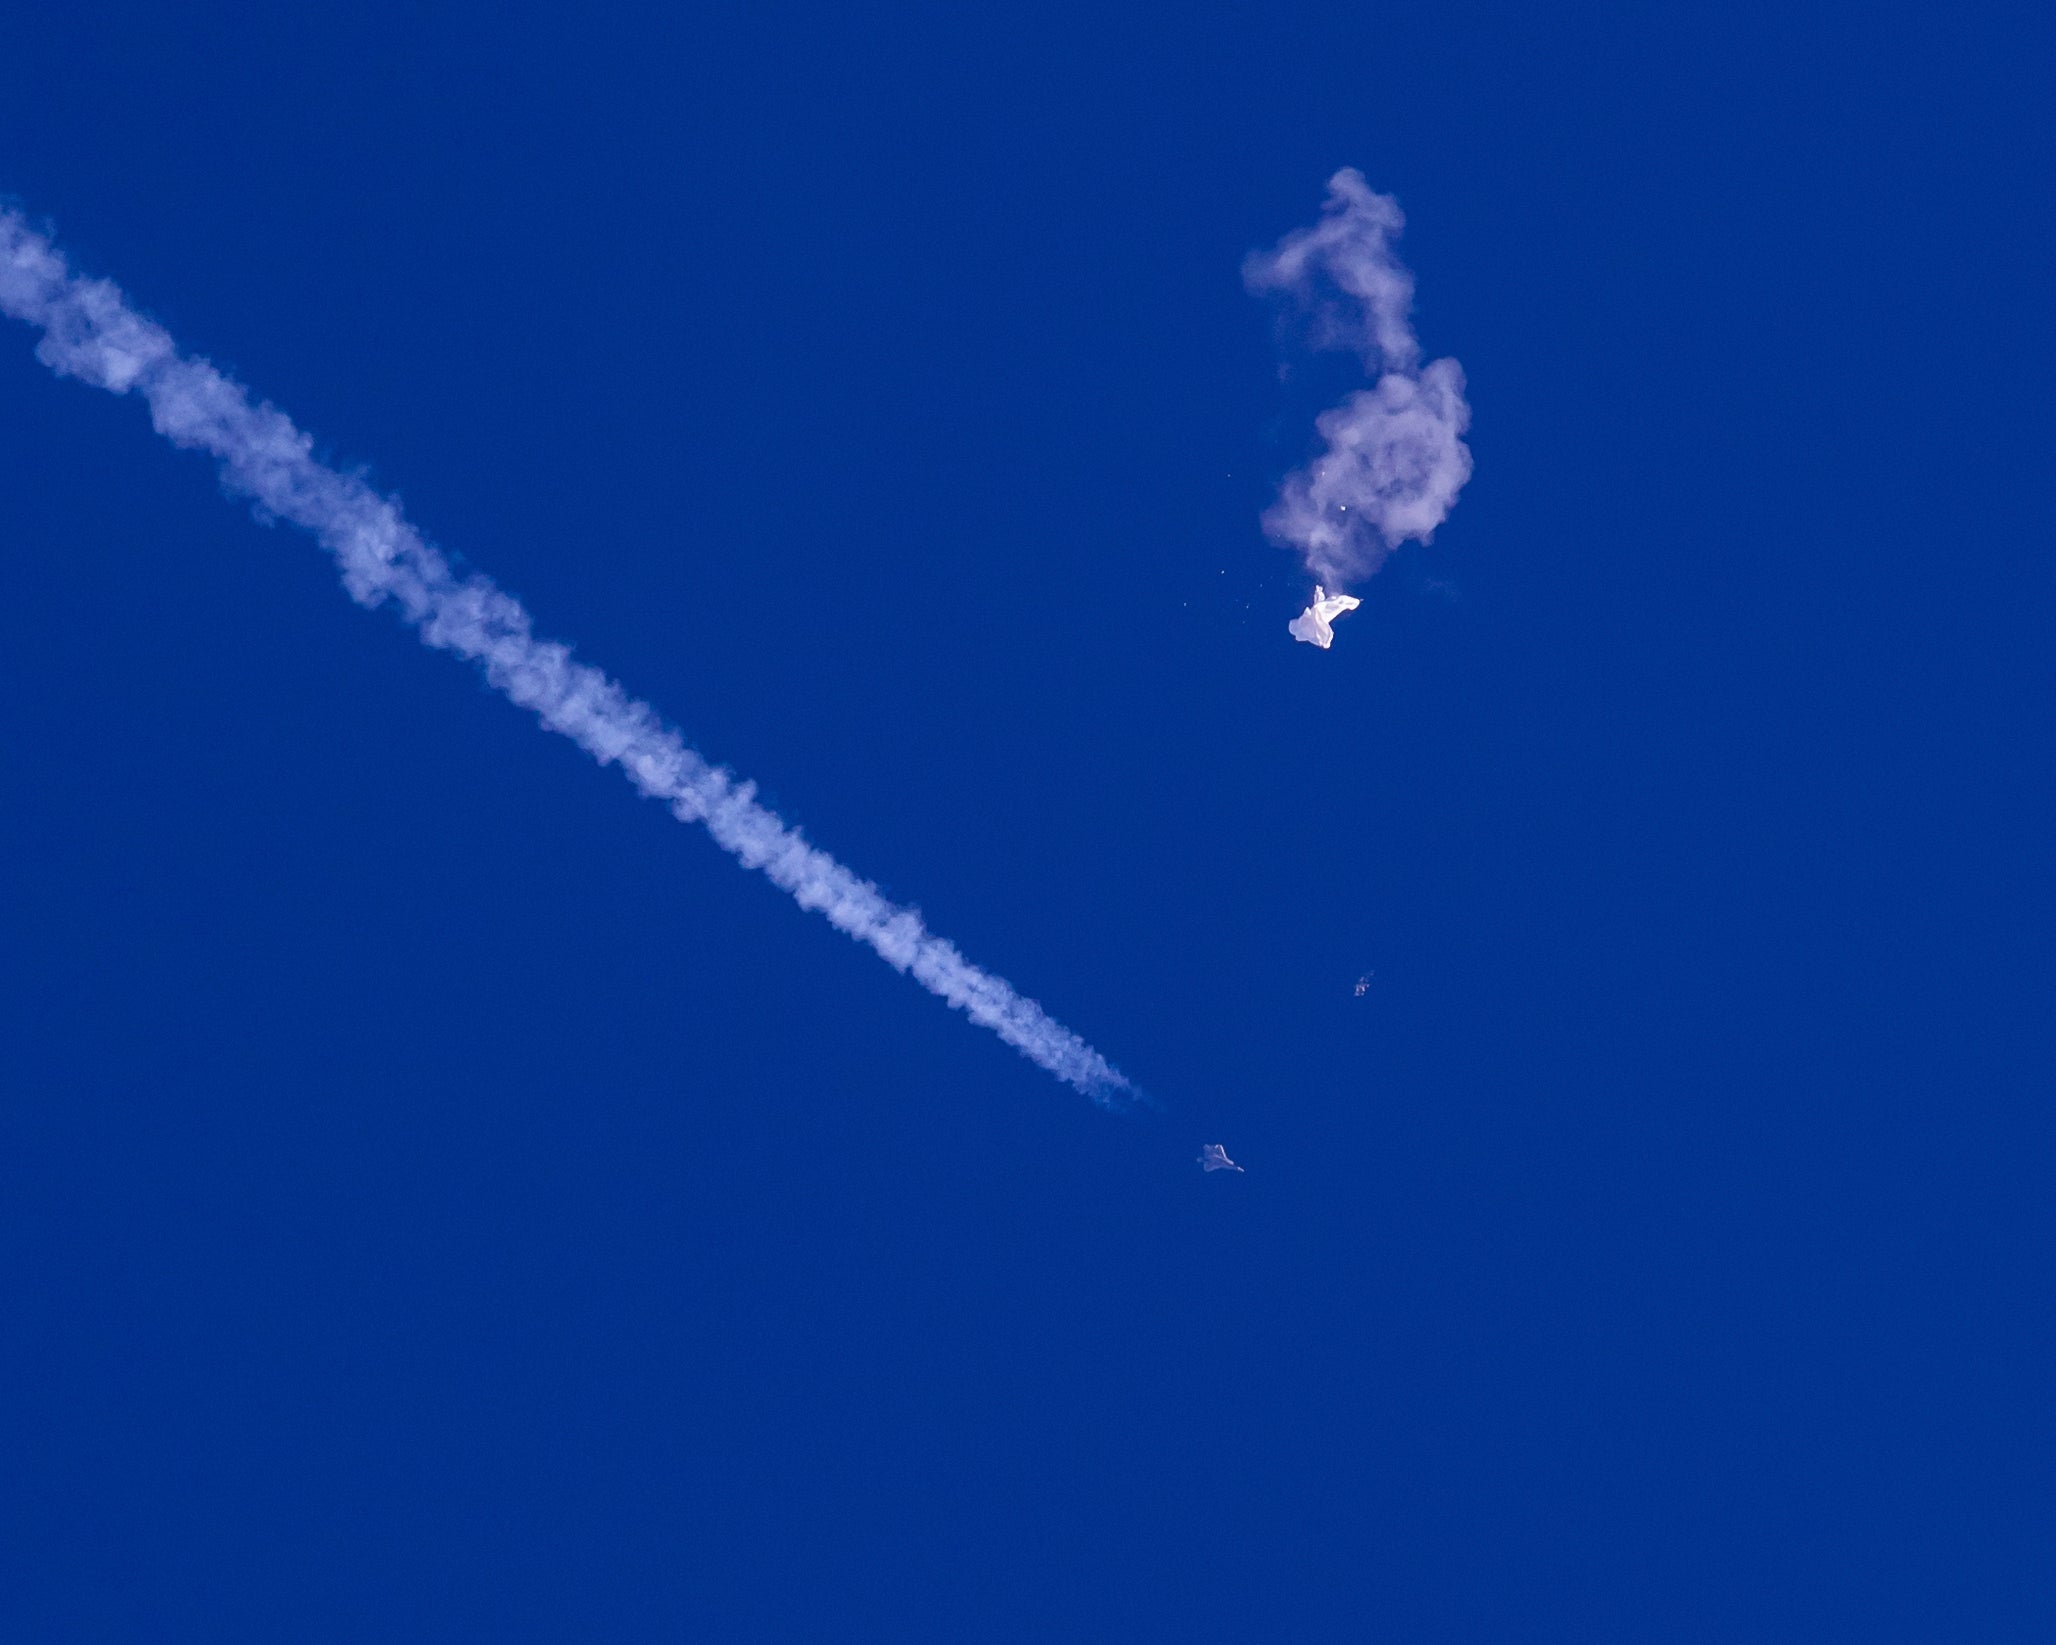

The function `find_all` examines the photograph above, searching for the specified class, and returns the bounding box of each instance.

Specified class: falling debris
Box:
[1199,1144,1244,1173]
[1354,973,1372,997]
[1288,586,1362,649]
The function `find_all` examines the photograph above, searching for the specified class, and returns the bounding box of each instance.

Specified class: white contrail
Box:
[0,206,1137,1109]
[1246,169,1472,595]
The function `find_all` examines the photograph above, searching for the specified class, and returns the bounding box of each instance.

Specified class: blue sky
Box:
[3,3,2051,1639]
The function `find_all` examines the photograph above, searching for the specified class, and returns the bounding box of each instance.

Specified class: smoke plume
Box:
[1246,169,1472,591]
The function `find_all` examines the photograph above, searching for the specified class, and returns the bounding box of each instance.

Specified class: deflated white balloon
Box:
[1287,585,1362,649]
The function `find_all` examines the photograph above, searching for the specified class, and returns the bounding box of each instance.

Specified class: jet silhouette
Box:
[1198,1144,1244,1173]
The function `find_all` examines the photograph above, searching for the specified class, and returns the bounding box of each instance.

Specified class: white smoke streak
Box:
[0,206,1136,1109]
[1246,169,1472,592]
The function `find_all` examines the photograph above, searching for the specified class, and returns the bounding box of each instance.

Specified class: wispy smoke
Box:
[1246,169,1472,591]
[0,206,1137,1109]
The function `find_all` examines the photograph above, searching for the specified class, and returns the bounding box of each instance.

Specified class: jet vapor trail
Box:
[0,206,1136,1109]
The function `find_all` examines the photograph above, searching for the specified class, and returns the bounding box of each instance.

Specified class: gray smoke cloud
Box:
[1246,169,1472,592]
[0,206,1137,1109]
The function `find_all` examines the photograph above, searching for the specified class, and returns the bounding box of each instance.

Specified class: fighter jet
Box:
[1288,585,1362,649]
[1198,1144,1244,1173]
